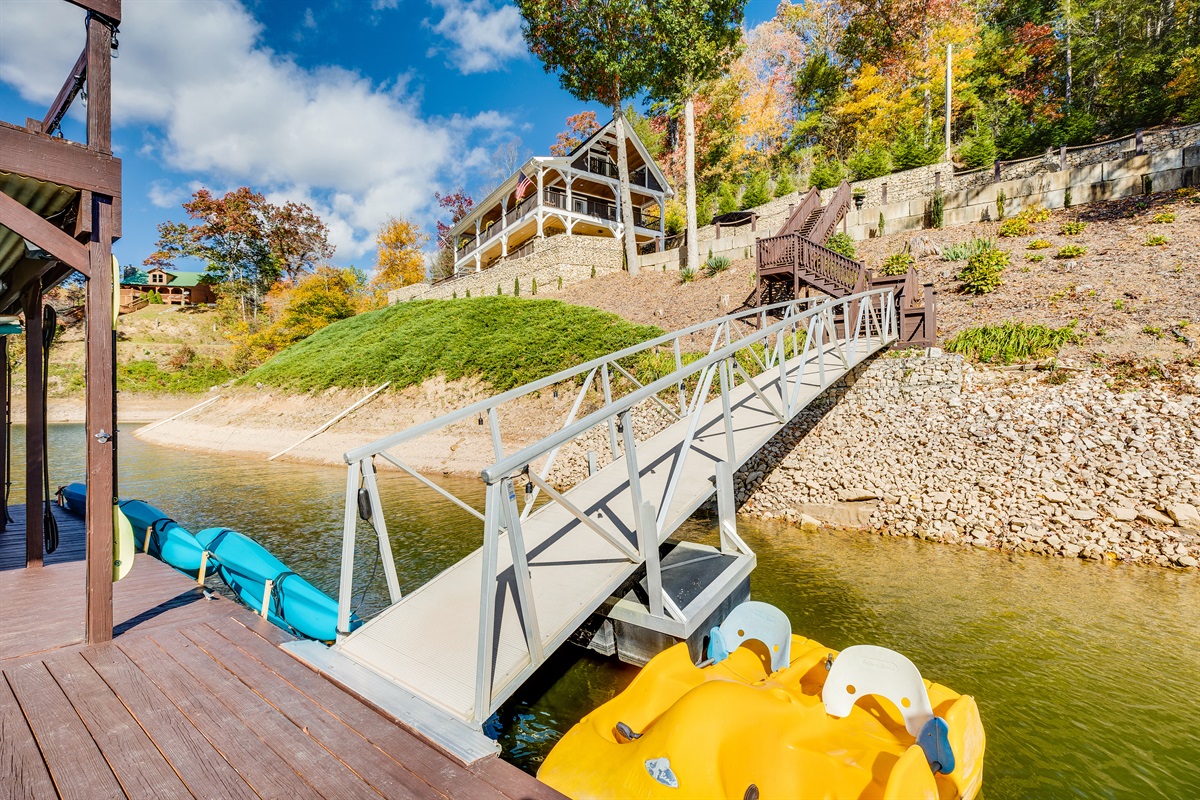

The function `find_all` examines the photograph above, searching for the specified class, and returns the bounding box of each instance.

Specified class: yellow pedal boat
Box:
[539,602,984,799]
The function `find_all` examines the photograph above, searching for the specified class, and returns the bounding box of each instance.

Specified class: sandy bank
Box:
[12,394,208,424]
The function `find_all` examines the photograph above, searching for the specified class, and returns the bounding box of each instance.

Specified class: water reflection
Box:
[21,424,1200,799]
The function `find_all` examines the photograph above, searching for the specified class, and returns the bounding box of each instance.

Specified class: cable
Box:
[42,304,58,554]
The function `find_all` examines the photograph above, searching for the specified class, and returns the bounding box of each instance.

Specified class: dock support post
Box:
[716,461,748,556]
[22,284,43,568]
[639,501,665,618]
[361,458,401,604]
[474,483,502,724]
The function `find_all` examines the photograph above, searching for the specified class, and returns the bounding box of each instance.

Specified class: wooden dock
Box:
[2,508,562,799]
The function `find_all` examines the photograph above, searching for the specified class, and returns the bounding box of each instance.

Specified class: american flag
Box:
[515,170,533,200]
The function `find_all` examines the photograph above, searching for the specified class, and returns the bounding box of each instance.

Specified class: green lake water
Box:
[18,423,1200,799]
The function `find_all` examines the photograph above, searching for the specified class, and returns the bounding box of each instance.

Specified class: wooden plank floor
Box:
[0,502,86,571]
[338,334,886,723]
[2,509,562,798]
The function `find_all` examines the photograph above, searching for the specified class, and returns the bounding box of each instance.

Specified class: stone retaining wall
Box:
[389,235,622,303]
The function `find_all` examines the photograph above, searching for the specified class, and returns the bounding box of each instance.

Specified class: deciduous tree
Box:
[373,216,429,296]
[549,111,601,156]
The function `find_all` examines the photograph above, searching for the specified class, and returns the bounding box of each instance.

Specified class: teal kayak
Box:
[60,483,208,578]
[195,526,353,642]
[59,483,355,642]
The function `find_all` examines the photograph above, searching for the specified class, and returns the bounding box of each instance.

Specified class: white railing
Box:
[335,288,896,723]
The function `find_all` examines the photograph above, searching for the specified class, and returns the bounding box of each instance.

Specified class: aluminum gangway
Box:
[285,288,897,760]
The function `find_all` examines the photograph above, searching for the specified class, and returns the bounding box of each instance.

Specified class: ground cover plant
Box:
[1027,239,1051,250]
[957,248,1009,294]
[880,252,914,276]
[245,297,663,392]
[1056,244,1087,258]
[944,321,1079,364]
[1060,221,1087,235]
[998,217,1032,237]
[942,238,995,261]
[826,231,856,259]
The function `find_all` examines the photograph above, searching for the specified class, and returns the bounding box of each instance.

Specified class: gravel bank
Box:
[738,353,1200,569]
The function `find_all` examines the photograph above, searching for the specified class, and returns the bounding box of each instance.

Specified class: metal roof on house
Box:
[123,268,208,287]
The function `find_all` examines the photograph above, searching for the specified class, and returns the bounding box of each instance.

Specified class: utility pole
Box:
[944,43,952,163]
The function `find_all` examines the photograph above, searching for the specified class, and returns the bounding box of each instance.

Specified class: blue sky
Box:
[0,0,778,269]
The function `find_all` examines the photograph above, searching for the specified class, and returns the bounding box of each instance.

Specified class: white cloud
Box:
[372,0,401,9]
[148,181,186,209]
[426,0,527,74]
[302,8,317,30]
[0,0,513,261]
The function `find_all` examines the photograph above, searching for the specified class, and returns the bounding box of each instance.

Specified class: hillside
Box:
[244,297,663,392]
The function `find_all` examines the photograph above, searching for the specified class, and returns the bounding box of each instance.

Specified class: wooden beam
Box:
[22,283,44,569]
[64,0,121,23]
[41,48,88,136]
[0,189,91,275]
[0,123,121,198]
[0,339,7,534]
[85,194,115,644]
[86,13,112,154]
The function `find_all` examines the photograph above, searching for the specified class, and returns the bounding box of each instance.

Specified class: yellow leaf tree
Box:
[373,216,429,295]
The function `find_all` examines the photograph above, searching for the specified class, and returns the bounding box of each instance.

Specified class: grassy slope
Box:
[245,297,664,392]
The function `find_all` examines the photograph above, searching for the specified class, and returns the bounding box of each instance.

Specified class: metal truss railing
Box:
[334,288,896,723]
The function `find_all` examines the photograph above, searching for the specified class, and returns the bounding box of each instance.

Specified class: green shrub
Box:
[1056,244,1087,258]
[848,145,892,180]
[942,238,995,261]
[958,122,997,169]
[809,158,848,190]
[557,276,563,290]
[1060,220,1087,235]
[703,255,731,276]
[717,182,739,214]
[591,265,596,279]
[145,289,164,304]
[878,212,886,236]
[1145,234,1169,246]
[1027,239,1051,250]
[996,189,1007,220]
[118,359,235,393]
[741,171,770,209]
[930,189,944,229]
[497,283,503,296]
[957,248,1009,294]
[696,191,715,226]
[466,288,471,298]
[1064,187,1072,208]
[531,277,537,295]
[1151,210,1176,224]
[514,276,520,297]
[680,266,696,283]
[826,231,856,259]
[452,290,457,299]
[773,171,795,198]
[1028,254,1046,262]
[998,217,1032,237]
[944,321,1078,364]
[664,199,686,236]
[880,252,915,276]
[1018,205,1050,223]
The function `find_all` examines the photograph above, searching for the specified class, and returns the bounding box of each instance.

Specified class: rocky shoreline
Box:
[736,353,1200,569]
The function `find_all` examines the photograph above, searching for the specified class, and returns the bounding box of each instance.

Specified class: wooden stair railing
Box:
[776,187,822,237]
[807,180,851,245]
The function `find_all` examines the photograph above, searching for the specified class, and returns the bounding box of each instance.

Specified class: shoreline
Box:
[12,394,216,425]
[126,359,1200,570]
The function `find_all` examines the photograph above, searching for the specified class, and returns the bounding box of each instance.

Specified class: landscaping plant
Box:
[826,231,856,259]
[1056,243,1087,258]
[880,252,915,276]
[998,216,1032,237]
[944,321,1079,364]
[958,248,1009,294]
[1145,234,1169,246]
[1151,211,1176,224]
[703,255,731,276]
[1027,239,1051,250]
[942,238,995,261]
[1060,220,1087,235]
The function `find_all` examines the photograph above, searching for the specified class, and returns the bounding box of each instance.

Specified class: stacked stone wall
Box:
[388,235,622,303]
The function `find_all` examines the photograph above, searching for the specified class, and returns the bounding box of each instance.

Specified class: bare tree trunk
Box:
[611,103,641,275]
[684,93,699,272]
[1065,0,1073,110]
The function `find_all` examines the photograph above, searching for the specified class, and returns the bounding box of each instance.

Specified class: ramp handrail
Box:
[335,288,897,725]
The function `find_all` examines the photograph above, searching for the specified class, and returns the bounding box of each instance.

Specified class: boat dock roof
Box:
[1,505,562,799]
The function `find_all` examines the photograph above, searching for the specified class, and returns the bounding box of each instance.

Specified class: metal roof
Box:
[0,169,79,279]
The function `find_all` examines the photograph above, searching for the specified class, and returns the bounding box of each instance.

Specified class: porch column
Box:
[565,171,574,235]
[502,234,508,258]
[22,283,43,568]
[475,252,481,273]
[537,167,545,237]
[658,198,665,252]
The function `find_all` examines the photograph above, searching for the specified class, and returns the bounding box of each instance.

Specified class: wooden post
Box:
[22,284,43,568]
[1060,146,1067,171]
[993,161,1001,182]
[0,336,7,533]
[923,284,937,347]
[882,182,888,204]
[85,10,117,644]
[1135,128,1144,155]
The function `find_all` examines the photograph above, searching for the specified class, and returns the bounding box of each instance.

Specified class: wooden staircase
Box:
[754,181,938,349]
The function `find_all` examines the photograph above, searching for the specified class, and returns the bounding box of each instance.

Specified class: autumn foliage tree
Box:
[372,216,429,299]
[550,111,602,155]
[148,187,333,322]
[237,266,364,368]
[432,190,474,280]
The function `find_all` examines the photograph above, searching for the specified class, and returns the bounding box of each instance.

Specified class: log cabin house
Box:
[120,266,216,311]
[449,116,673,275]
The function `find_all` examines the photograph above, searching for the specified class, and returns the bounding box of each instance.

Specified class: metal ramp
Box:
[307,289,897,754]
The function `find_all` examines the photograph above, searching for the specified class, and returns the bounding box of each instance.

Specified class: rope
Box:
[42,304,58,554]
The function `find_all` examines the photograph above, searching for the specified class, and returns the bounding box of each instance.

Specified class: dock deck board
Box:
[337,335,884,724]
[1,506,561,799]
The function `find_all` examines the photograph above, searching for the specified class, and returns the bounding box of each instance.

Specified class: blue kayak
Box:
[60,483,208,579]
[195,526,353,642]
[59,483,354,642]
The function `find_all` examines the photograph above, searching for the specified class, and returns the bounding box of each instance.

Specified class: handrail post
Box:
[719,359,736,465]
[716,461,747,555]
[473,483,502,724]
[601,363,619,459]
[502,477,544,664]
[336,462,360,639]
[260,579,274,618]
[620,409,647,559]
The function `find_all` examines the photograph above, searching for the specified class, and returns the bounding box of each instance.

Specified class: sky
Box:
[0,0,779,270]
